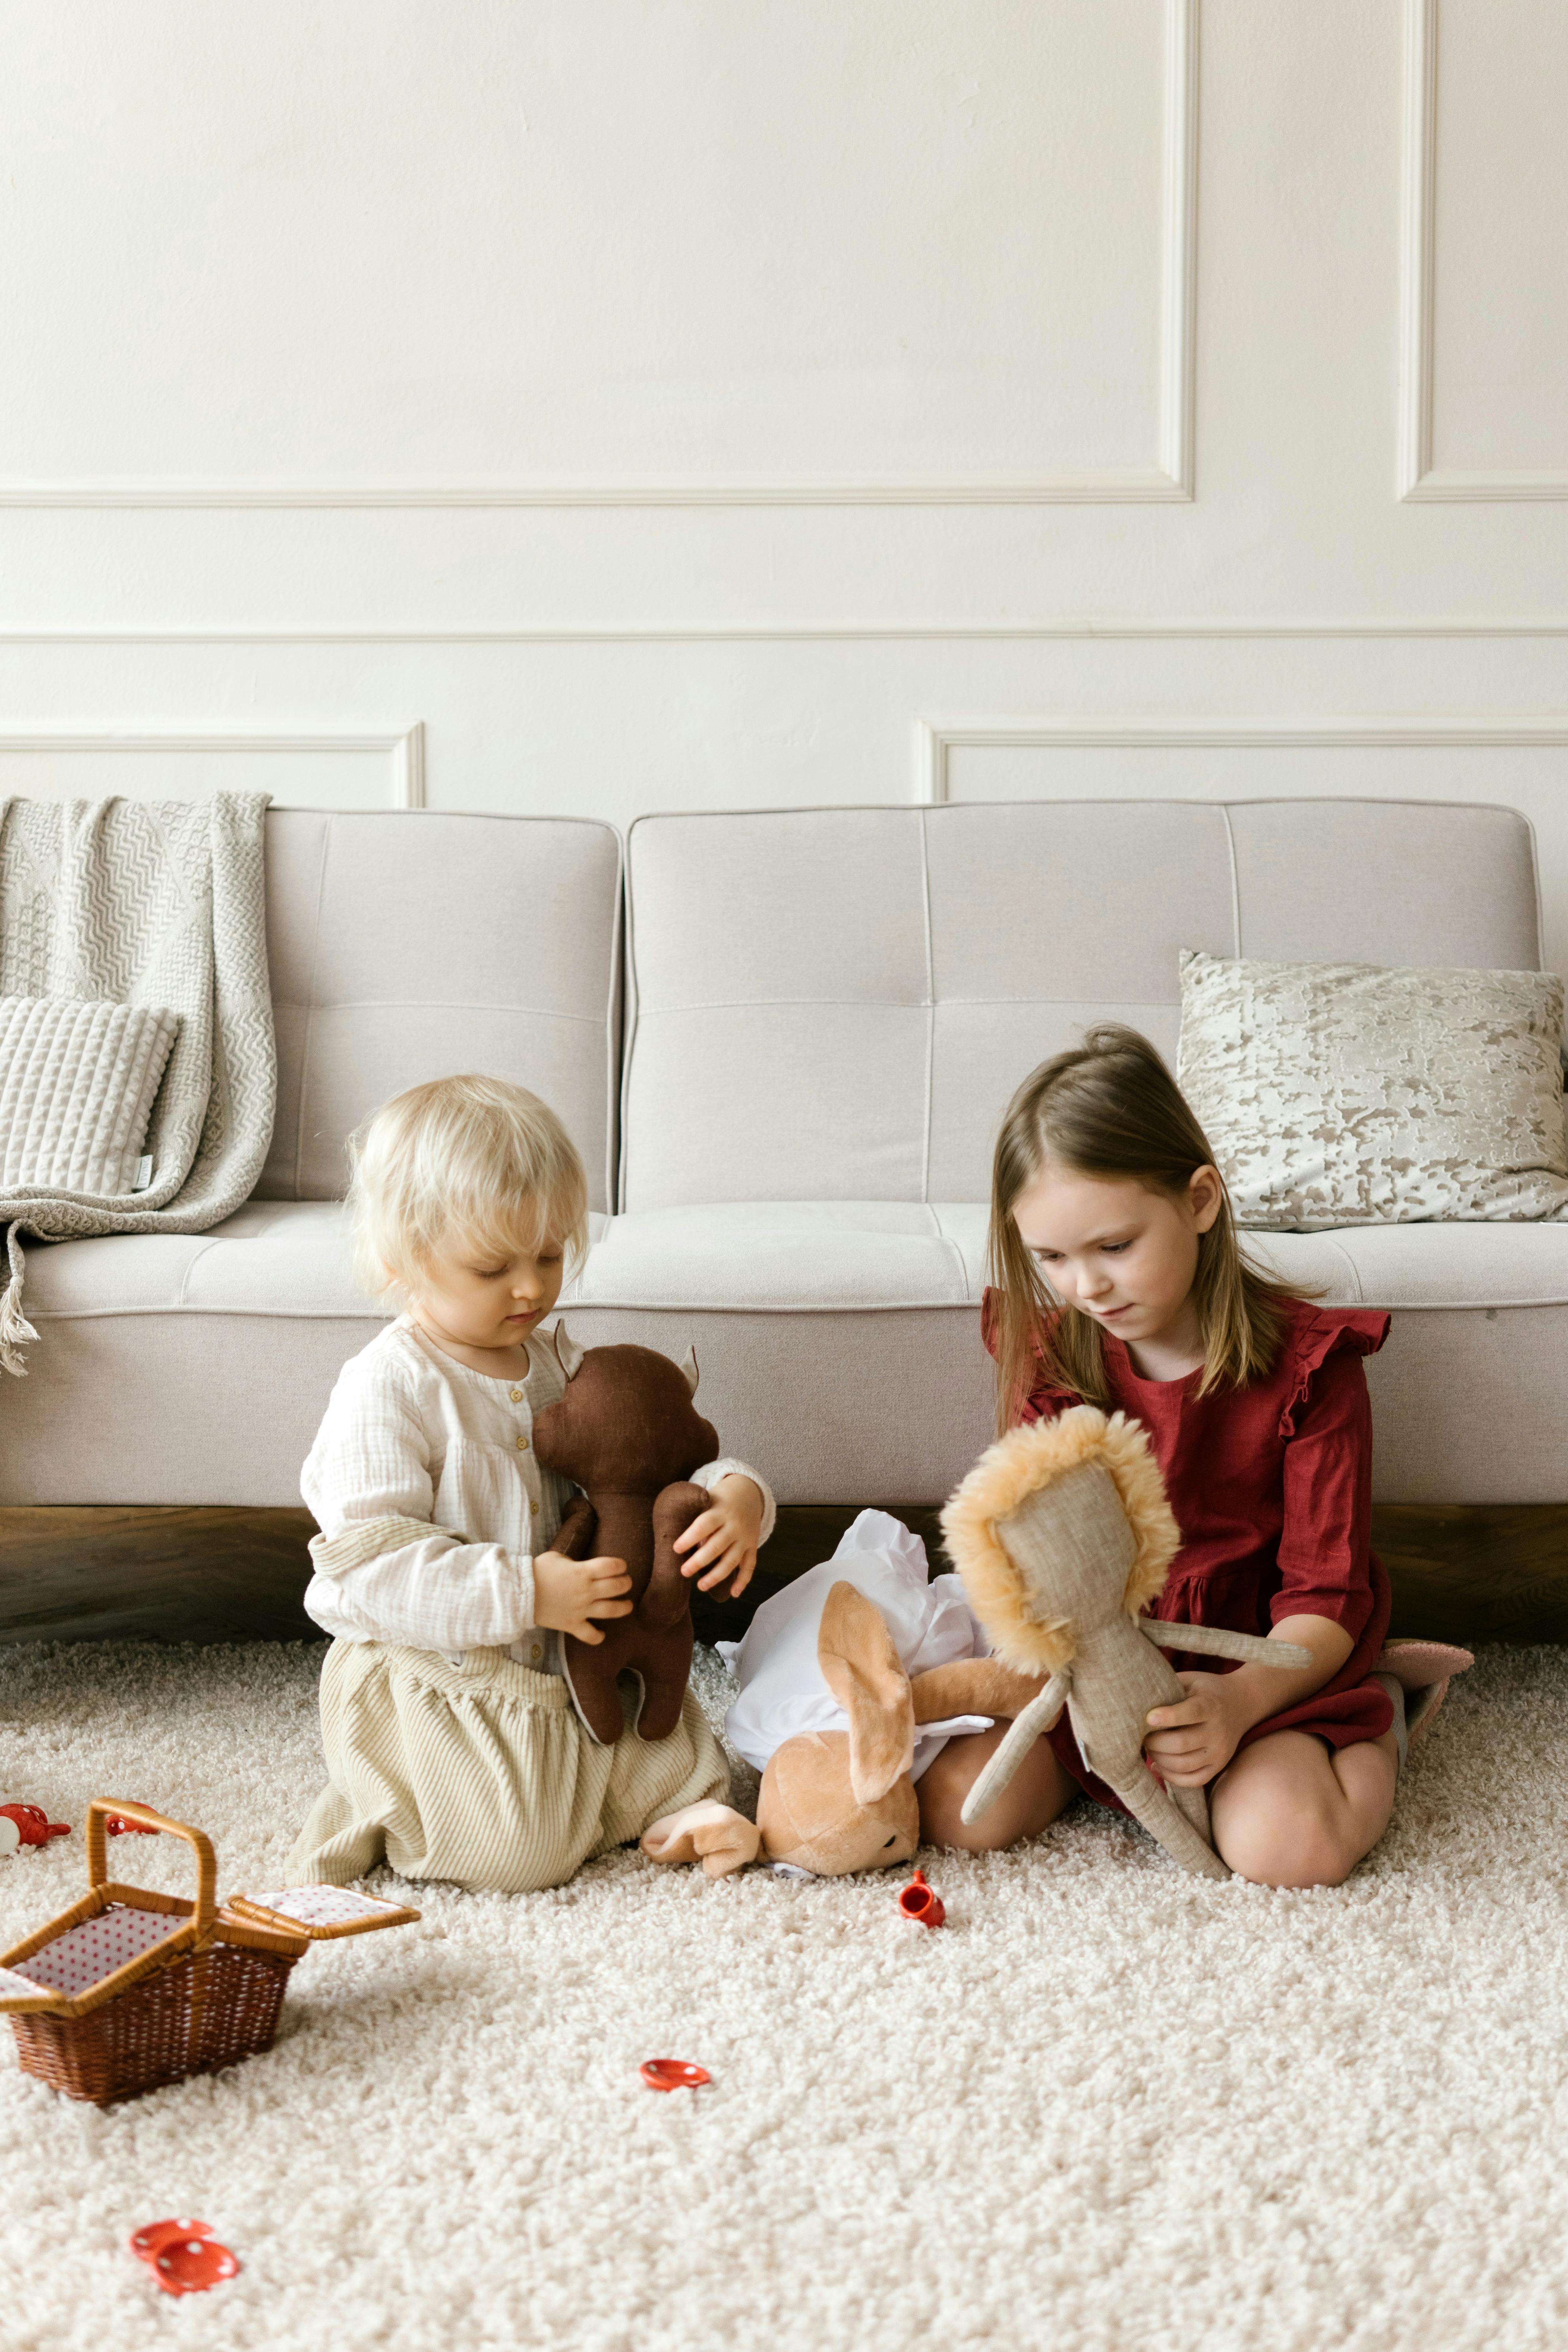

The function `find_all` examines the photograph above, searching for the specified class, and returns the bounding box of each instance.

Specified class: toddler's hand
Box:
[1143,1671,1249,1788]
[533,1551,633,1645]
[674,1474,765,1598]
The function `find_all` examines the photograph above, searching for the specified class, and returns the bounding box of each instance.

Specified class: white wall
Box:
[1,0,1565,976]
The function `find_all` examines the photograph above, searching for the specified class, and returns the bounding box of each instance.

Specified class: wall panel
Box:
[0,0,1191,501]
[1402,0,1568,498]
[0,0,1563,1001]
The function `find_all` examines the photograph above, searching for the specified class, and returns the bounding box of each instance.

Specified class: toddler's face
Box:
[1012,1161,1221,1353]
[410,1231,567,1358]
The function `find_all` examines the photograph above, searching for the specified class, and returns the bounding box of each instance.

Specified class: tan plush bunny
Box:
[941,1406,1314,1880]
[641,1579,1047,1878]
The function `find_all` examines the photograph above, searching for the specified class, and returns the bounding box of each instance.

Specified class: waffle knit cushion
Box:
[0,996,180,1199]
[1178,950,1568,1229]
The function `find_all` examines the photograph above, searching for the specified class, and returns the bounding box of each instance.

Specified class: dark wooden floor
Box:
[0,1501,1564,1648]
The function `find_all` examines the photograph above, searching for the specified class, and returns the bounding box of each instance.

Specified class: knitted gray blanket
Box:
[0,793,276,1372]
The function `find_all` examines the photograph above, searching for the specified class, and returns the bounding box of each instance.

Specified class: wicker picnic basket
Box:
[0,1799,417,2107]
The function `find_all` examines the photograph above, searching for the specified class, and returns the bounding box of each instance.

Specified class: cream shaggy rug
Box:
[1,1639,1566,2352]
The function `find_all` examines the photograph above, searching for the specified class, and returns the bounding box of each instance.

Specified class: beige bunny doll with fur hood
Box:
[642,1579,1048,1878]
[941,1404,1316,1879]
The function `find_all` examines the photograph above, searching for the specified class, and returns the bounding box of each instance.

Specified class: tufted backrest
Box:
[620,799,1543,1210]
[258,811,622,1208]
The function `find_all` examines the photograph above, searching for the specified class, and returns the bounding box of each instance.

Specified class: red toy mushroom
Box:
[640,2059,710,2093]
[129,2218,241,2298]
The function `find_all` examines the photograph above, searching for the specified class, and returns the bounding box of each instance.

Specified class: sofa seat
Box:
[571,1210,1568,1506]
[572,1202,989,1309]
[20,1200,367,1320]
[10,1199,1566,1510]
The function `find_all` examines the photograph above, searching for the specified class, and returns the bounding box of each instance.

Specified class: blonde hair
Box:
[348,1074,589,1302]
[987,1025,1305,1432]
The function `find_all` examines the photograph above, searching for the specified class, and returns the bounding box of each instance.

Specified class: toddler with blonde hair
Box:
[288,1074,774,1893]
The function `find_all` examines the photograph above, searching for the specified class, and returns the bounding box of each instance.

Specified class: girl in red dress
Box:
[918,1025,1403,1888]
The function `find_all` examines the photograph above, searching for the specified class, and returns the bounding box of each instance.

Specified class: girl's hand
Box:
[674,1474,765,1598]
[1143,1671,1252,1788]
[533,1551,633,1645]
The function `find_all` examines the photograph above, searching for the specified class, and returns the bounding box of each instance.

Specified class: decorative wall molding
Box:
[0,724,426,808]
[2,618,1568,646]
[1157,0,1200,504]
[916,713,1568,802]
[1399,0,1568,502]
[0,2,1197,512]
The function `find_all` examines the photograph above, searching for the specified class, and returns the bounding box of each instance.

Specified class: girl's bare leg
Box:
[1208,1726,1398,1889]
[917,1723,1078,1853]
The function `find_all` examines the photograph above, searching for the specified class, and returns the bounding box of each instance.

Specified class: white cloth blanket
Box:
[717,1509,998,1783]
[0,793,276,1372]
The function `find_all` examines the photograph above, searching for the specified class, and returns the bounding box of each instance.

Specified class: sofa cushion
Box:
[1178,951,1568,1228]
[569,1208,1568,1318]
[22,1199,616,1317]
[21,1200,367,1317]
[0,997,181,1197]
[622,801,1542,1212]
[1249,1218,1568,1309]
[570,1202,986,1310]
[259,811,622,1210]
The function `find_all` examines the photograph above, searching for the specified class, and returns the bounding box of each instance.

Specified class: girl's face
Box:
[409,1230,566,1359]
[1012,1160,1222,1355]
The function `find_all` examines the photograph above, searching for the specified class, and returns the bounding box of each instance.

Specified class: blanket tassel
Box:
[0,1229,37,1377]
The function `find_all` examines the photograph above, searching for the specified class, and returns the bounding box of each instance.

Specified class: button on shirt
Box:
[301,1316,775,1671]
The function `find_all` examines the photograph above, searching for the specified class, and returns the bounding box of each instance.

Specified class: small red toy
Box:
[129,2218,241,2297]
[897,1868,945,1929]
[131,2218,212,2261]
[103,1806,160,1837]
[0,1804,71,1849]
[640,2059,710,2093]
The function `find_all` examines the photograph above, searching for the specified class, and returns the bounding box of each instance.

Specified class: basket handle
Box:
[86,1799,217,1934]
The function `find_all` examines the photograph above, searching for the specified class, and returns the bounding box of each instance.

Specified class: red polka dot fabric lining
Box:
[243,1887,404,1930]
[9,1906,183,1996]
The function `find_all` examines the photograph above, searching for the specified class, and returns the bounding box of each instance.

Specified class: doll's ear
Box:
[679,1343,699,1395]
[554,1321,585,1381]
[817,1581,915,1805]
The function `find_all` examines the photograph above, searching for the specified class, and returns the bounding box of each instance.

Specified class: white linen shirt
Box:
[301,1315,775,1670]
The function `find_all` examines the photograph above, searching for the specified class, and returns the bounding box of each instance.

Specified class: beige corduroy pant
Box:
[287,1638,728,1894]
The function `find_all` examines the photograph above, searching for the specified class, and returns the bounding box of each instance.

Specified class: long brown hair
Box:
[988,1025,1304,1432]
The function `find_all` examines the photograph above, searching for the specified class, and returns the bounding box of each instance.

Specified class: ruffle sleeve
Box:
[1277,1308,1390,1440]
[1271,1306,1389,1641]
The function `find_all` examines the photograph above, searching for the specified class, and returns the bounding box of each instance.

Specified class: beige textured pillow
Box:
[0,996,181,1198]
[1176,952,1568,1229]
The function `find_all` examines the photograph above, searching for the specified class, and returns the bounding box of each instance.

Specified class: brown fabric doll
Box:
[531,1327,718,1746]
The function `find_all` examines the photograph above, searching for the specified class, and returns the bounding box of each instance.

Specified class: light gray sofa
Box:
[4,799,1563,1514]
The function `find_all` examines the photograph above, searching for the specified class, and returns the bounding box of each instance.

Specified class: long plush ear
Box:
[679,1343,699,1396]
[817,1581,915,1805]
[640,1801,762,1879]
[554,1321,585,1381]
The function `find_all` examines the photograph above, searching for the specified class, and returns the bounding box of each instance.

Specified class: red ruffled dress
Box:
[981,1292,1394,1815]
